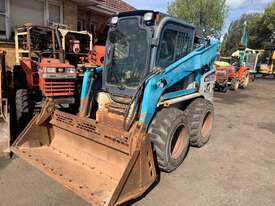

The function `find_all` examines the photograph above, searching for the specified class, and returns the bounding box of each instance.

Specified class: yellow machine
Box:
[258,49,275,75]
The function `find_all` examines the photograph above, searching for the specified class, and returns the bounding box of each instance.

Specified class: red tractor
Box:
[94,45,105,66]
[13,24,77,127]
[230,57,250,90]
[215,22,252,92]
[215,60,250,92]
[57,27,105,69]
[214,61,234,92]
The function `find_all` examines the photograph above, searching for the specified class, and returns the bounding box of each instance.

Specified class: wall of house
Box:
[0,43,15,70]
[78,9,109,31]
[0,0,79,69]
[77,9,110,45]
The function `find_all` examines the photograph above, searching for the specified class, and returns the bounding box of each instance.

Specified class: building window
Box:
[0,0,63,40]
[0,0,5,13]
[89,23,96,34]
[0,0,9,39]
[77,20,81,31]
[48,0,63,24]
[10,0,44,34]
[77,17,97,33]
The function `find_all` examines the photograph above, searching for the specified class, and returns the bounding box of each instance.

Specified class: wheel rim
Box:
[201,112,213,138]
[170,124,186,160]
[244,75,249,86]
[235,81,239,90]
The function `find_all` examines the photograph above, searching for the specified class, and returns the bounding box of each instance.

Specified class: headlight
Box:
[46,68,56,73]
[66,68,76,73]
[111,16,118,25]
[144,12,154,22]
[57,68,65,72]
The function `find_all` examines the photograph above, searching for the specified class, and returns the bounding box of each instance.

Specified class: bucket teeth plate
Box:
[51,111,130,154]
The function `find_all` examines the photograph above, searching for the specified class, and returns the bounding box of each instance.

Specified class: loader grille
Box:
[76,122,100,136]
[51,111,130,154]
[55,112,74,126]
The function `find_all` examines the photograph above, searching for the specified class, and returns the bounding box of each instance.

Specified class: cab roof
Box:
[116,10,195,30]
[117,10,165,18]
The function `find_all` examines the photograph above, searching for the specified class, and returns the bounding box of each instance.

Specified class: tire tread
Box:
[186,98,214,147]
[149,108,189,172]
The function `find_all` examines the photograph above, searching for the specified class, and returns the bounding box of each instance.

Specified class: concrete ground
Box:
[0,116,10,158]
[1,79,275,206]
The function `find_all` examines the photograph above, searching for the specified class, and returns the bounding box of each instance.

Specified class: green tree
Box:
[221,13,260,56]
[250,1,275,48]
[167,0,228,37]
[221,2,275,56]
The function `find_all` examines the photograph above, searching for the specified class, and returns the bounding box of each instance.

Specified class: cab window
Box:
[157,29,177,67]
[156,26,192,68]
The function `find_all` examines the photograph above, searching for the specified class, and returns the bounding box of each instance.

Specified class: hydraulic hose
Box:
[123,68,162,131]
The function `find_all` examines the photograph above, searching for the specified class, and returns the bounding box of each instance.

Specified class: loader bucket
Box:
[12,110,156,206]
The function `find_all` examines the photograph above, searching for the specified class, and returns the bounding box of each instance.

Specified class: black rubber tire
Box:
[15,89,30,126]
[13,65,27,90]
[221,84,228,93]
[250,74,256,82]
[185,98,214,148]
[148,108,189,173]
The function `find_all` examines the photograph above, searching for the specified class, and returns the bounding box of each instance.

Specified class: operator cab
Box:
[103,10,196,97]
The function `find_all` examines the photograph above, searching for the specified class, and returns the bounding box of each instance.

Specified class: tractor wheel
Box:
[148,108,189,173]
[185,98,214,148]
[240,73,249,89]
[221,84,228,93]
[13,65,27,90]
[230,78,239,90]
[15,89,30,128]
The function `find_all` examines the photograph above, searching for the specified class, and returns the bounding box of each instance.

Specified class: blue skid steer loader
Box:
[12,10,219,206]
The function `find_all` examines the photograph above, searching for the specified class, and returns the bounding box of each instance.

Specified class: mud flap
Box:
[12,110,156,206]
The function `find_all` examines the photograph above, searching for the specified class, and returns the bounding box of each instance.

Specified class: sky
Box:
[124,0,274,34]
